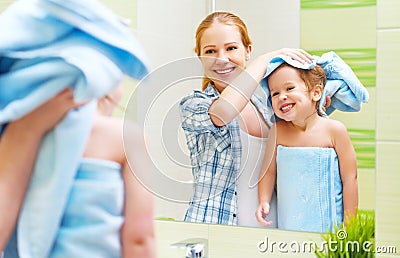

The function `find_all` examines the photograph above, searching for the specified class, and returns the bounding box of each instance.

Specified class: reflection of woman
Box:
[179,11,313,226]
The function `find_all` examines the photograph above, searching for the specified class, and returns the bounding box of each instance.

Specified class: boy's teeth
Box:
[282,104,292,111]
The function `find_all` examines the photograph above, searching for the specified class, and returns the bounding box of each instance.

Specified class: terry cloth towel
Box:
[260,51,369,117]
[5,159,124,258]
[276,145,343,233]
[51,159,124,258]
[0,0,149,257]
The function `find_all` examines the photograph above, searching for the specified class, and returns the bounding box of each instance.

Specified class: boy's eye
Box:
[271,92,279,97]
[287,86,294,91]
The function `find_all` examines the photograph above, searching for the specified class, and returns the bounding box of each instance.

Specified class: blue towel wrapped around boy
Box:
[259,51,369,232]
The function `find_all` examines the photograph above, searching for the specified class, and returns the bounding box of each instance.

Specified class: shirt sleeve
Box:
[179,91,224,134]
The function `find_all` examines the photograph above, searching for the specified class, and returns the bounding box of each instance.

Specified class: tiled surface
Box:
[216,0,301,54]
[376,143,400,255]
[330,88,376,130]
[376,29,400,141]
[377,0,400,29]
[100,0,137,28]
[301,7,376,50]
[300,4,377,194]
[0,1,13,12]
[358,168,375,211]
[376,1,400,256]
[137,0,206,68]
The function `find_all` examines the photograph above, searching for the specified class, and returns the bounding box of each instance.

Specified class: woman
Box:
[179,11,314,226]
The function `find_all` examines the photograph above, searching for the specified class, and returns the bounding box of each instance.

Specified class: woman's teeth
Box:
[215,67,234,74]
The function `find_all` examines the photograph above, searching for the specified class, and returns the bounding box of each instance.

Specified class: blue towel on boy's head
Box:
[0,0,149,257]
[260,51,369,118]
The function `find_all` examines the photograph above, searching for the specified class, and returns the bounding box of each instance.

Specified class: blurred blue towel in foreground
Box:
[276,146,343,233]
[50,158,124,258]
[0,0,149,257]
[260,51,369,119]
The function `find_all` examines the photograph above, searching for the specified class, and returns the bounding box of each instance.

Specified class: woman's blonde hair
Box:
[195,12,252,91]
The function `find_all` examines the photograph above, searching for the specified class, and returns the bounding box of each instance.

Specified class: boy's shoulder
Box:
[323,117,347,129]
[90,116,124,149]
[85,115,125,164]
[319,117,349,139]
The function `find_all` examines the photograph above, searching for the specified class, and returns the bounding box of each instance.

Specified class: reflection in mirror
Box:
[300,0,376,215]
[134,0,375,232]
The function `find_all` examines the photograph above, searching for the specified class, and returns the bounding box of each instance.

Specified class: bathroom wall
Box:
[300,0,376,214]
[376,0,400,254]
[0,1,12,12]
[135,0,208,220]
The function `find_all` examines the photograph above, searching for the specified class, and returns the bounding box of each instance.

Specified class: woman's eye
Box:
[204,49,215,54]
[227,46,237,51]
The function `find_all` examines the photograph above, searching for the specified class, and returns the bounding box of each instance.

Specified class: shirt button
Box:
[233,214,237,218]
[234,191,237,195]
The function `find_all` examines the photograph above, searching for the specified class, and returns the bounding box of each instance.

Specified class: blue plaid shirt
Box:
[179,84,273,225]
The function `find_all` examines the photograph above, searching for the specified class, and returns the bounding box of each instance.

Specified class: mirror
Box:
[0,2,379,256]
[90,0,376,232]
[128,0,376,230]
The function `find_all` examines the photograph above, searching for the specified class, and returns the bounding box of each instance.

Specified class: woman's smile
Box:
[214,66,235,74]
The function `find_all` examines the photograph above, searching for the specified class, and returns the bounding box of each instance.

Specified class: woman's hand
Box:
[0,87,84,250]
[322,95,331,113]
[270,48,314,64]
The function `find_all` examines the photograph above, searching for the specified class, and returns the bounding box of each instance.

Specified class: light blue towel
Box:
[276,145,343,233]
[0,0,149,257]
[51,158,124,258]
[5,158,124,258]
[260,51,369,117]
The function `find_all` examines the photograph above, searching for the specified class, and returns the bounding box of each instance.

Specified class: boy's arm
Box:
[332,121,358,219]
[0,88,78,250]
[121,125,156,258]
[256,124,278,226]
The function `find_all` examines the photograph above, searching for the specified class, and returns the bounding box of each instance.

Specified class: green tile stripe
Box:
[301,0,376,9]
[308,48,376,88]
[349,128,375,169]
